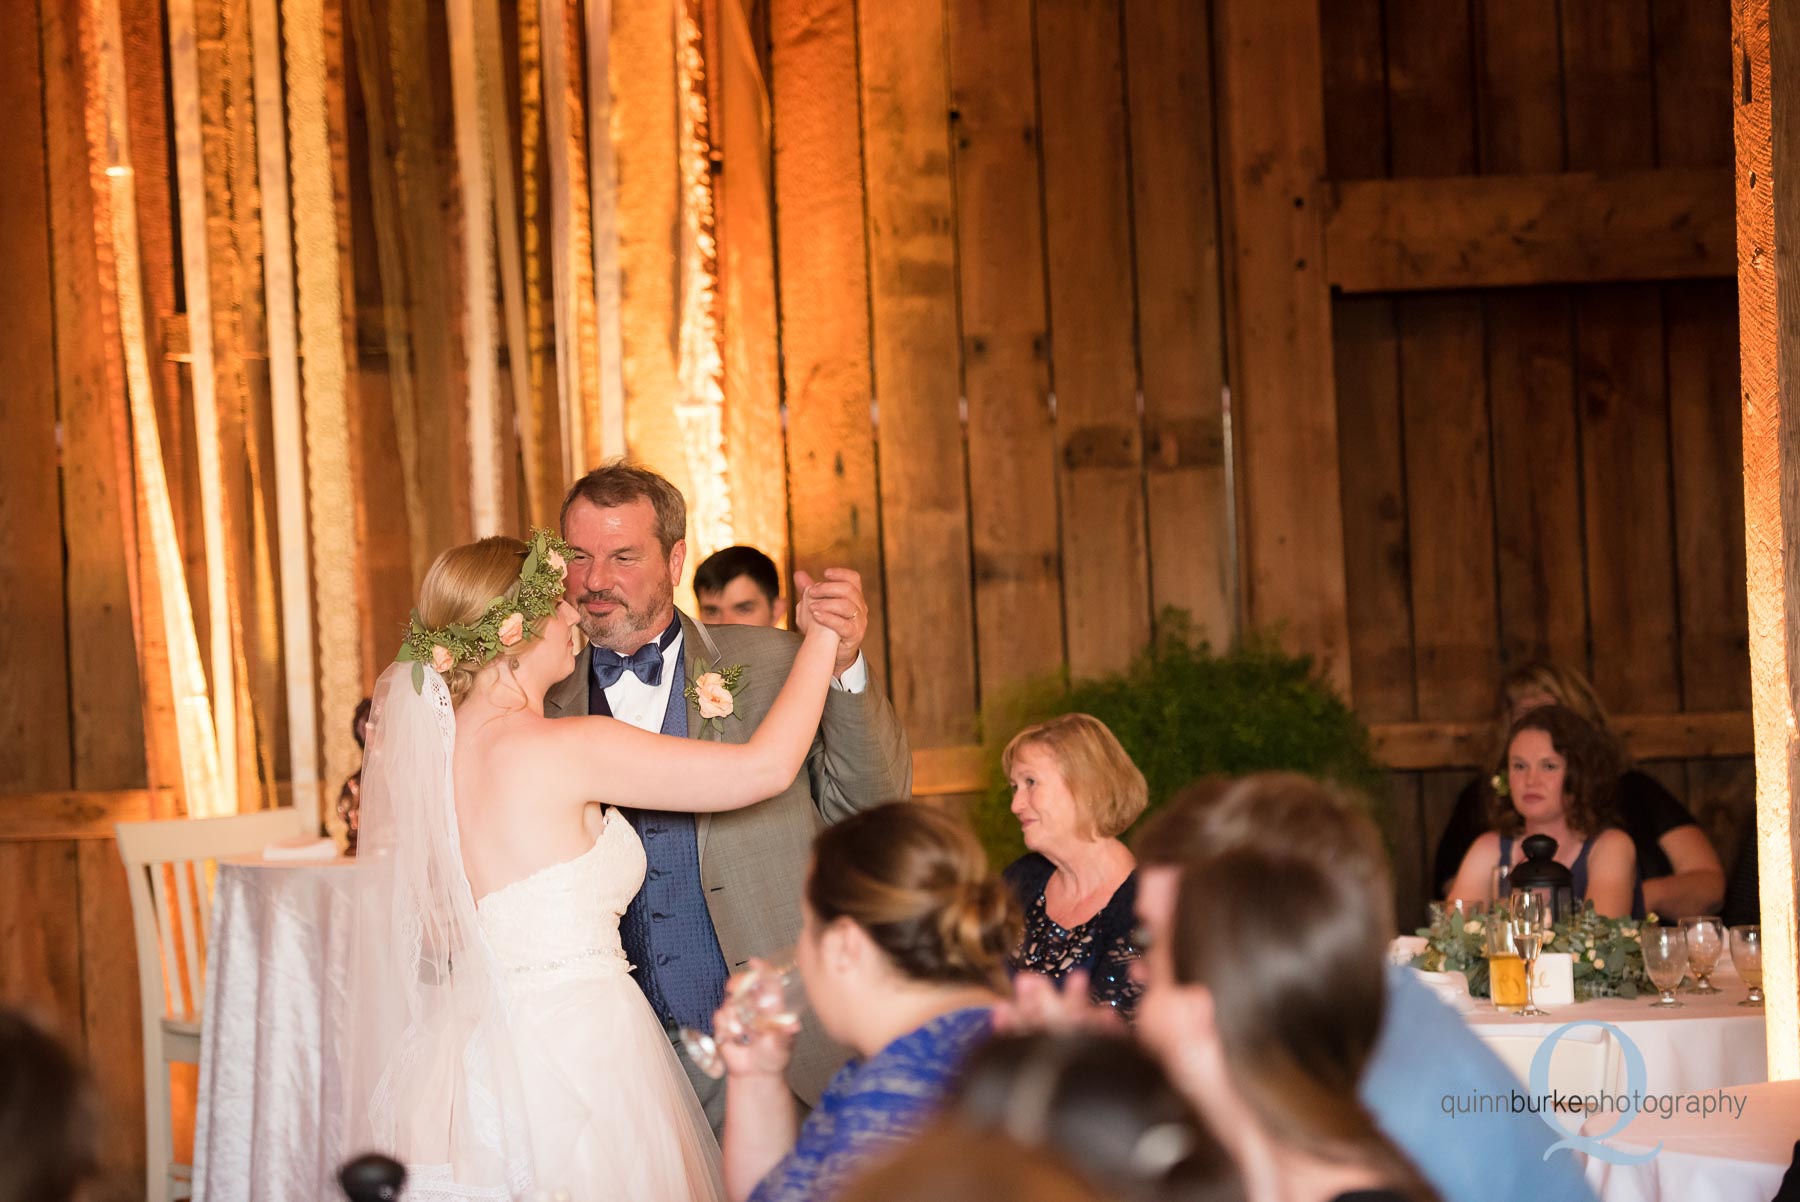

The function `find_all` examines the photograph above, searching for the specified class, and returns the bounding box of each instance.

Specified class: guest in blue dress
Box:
[1131,776,1596,1202]
[716,803,1018,1202]
[1001,714,1147,1019]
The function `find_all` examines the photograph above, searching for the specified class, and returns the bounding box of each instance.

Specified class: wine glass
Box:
[1641,925,1688,1008]
[678,954,807,1079]
[1489,862,1511,903]
[1730,925,1764,1008]
[1679,915,1724,994]
[1507,891,1551,1016]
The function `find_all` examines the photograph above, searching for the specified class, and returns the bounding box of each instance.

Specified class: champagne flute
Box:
[1508,891,1551,1017]
[1730,925,1764,1008]
[1679,915,1724,994]
[678,953,807,1079]
[1642,925,1687,1008]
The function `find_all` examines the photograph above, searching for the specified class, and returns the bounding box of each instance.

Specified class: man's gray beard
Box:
[580,596,674,654]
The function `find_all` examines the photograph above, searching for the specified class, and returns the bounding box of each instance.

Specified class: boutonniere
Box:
[685,661,747,739]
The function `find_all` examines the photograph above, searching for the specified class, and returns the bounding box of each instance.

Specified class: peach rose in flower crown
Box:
[431,645,455,673]
[694,672,735,720]
[497,612,526,647]
[546,548,566,578]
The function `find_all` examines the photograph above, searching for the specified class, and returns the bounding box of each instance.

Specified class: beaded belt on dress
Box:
[505,947,631,976]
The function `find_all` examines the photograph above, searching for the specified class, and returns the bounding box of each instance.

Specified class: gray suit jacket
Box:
[544,612,912,1101]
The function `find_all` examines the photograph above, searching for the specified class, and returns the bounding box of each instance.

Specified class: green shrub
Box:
[970,612,1390,869]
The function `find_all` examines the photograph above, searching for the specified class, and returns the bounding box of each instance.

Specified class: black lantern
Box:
[1508,833,1575,923]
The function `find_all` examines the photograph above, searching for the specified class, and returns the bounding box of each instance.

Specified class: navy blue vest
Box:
[592,644,731,1030]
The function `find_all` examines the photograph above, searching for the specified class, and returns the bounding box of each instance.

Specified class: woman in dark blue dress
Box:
[1001,714,1148,1020]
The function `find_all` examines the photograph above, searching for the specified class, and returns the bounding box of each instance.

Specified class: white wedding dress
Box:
[346,665,724,1202]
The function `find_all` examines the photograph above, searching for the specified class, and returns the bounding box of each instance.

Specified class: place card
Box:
[1531,952,1575,1006]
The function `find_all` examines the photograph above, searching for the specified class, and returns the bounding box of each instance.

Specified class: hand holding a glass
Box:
[682,955,807,1080]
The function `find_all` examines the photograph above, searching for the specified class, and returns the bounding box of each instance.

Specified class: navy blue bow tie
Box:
[591,620,682,690]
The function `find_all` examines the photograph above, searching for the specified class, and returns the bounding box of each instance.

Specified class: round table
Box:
[1582,1078,1800,1202]
[1462,963,1768,1095]
[191,855,355,1202]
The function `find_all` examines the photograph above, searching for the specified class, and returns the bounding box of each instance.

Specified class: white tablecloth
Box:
[192,856,355,1202]
[1463,963,1768,1095]
[1583,1078,1799,1202]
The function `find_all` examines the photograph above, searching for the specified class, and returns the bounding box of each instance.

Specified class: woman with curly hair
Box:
[1445,705,1638,918]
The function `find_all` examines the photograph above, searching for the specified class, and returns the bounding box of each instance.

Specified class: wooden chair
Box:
[115,809,307,1202]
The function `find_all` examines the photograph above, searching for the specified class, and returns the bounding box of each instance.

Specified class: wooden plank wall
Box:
[1323,0,1753,927]
[767,0,1235,747]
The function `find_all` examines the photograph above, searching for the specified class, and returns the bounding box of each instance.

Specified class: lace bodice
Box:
[476,808,644,986]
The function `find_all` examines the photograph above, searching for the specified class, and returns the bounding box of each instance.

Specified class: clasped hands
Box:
[792,567,868,677]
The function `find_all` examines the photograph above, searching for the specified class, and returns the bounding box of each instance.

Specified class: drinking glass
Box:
[1507,891,1551,1016]
[1484,919,1526,1013]
[1489,862,1511,903]
[1679,915,1724,994]
[1641,925,1688,1008]
[1730,925,1764,1008]
[678,954,807,1079]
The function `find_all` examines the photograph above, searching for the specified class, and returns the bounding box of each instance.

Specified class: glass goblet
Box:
[1507,891,1551,1017]
[678,954,807,1079]
[1679,915,1724,994]
[1730,925,1764,1008]
[1641,925,1688,1008]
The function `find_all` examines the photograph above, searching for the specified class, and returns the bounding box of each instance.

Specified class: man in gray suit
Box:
[545,461,911,1134]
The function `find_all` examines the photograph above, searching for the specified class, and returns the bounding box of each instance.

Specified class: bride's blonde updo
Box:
[807,802,1019,989]
[417,536,528,705]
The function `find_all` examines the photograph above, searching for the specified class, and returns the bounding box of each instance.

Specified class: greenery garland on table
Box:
[969,612,1390,870]
[1410,902,1653,1001]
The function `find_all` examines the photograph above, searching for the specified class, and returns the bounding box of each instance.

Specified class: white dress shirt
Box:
[601,625,867,734]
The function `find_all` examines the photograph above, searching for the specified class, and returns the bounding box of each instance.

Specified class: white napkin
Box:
[1410,968,1476,1013]
[261,837,338,862]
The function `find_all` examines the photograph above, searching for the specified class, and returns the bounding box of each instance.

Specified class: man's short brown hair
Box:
[560,460,687,554]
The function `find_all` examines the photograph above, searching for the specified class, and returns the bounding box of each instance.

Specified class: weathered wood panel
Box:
[1322,169,1735,292]
[858,0,978,746]
[0,841,84,1040]
[1217,0,1350,691]
[946,0,1065,700]
[79,841,146,1202]
[0,0,73,794]
[1037,0,1150,678]
[769,0,888,676]
[1124,0,1232,645]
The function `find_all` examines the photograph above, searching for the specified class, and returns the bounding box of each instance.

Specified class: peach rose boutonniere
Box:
[684,661,747,739]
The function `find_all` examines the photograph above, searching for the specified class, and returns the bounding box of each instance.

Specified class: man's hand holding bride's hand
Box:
[792,568,865,676]
[712,960,799,1080]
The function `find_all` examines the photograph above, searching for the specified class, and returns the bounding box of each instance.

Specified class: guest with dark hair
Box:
[1001,715,1148,1019]
[1431,661,1723,917]
[718,802,1017,1202]
[696,545,788,628]
[839,1129,1115,1202]
[946,1033,1240,1202]
[0,1008,100,1202]
[1129,776,1596,1202]
[1136,778,1436,1202]
[1444,705,1637,918]
[335,696,373,855]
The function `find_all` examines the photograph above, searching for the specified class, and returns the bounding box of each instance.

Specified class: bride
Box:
[344,530,841,1202]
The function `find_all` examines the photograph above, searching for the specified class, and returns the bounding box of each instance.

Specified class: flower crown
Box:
[395,527,576,692]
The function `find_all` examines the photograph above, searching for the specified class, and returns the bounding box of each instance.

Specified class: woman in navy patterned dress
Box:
[714,803,1019,1202]
[1001,715,1148,1020]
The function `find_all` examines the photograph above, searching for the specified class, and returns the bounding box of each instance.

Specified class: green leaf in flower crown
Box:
[410,610,425,635]
[450,623,476,640]
[523,545,540,577]
[396,642,417,663]
[411,661,425,693]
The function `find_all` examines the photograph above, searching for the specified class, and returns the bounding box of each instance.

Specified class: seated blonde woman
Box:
[1002,715,1148,1019]
[1446,705,1638,918]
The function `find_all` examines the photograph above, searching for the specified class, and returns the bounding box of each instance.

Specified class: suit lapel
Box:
[545,646,592,717]
[678,610,714,866]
